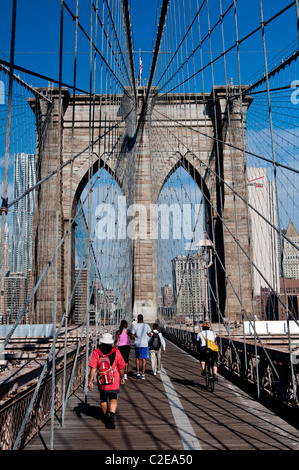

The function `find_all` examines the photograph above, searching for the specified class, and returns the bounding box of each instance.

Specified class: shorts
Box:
[99,388,119,403]
[135,347,149,359]
[118,345,130,363]
[199,347,218,368]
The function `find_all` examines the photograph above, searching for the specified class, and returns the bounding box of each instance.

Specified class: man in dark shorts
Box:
[88,332,125,429]
[130,314,151,380]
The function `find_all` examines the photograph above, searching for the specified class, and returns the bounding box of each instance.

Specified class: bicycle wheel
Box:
[206,362,214,392]
[209,373,214,392]
[205,368,209,388]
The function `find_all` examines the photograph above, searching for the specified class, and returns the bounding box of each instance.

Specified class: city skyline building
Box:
[0,223,9,277]
[1,272,28,323]
[0,223,10,322]
[172,253,205,323]
[282,219,299,279]
[74,268,88,324]
[161,284,173,308]
[247,167,280,296]
[11,153,36,274]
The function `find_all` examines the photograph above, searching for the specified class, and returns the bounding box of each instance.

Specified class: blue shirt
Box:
[130,322,151,348]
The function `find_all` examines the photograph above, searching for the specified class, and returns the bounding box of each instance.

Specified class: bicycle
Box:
[204,357,216,392]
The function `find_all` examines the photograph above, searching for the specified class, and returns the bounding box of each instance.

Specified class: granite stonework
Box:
[28,85,253,324]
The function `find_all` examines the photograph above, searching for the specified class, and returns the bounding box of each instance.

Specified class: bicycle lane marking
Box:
[160,366,203,451]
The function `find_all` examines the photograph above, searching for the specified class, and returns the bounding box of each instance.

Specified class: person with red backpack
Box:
[88,332,125,429]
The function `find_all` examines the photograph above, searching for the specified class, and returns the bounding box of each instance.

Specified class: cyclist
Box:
[196,321,219,382]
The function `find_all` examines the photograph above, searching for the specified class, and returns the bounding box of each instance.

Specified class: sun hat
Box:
[100,332,114,344]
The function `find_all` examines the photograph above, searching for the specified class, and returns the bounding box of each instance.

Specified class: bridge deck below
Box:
[24,340,299,451]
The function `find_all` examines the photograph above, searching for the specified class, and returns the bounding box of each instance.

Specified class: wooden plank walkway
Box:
[24,339,299,451]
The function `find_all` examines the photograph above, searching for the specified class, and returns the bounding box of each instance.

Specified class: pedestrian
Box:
[88,332,125,429]
[130,314,151,380]
[114,319,131,380]
[149,323,166,376]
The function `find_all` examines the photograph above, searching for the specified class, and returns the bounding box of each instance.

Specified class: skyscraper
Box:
[161,284,173,308]
[0,223,9,277]
[75,268,88,324]
[247,167,280,296]
[1,273,28,323]
[11,153,36,274]
[172,253,205,323]
[282,219,299,279]
[0,223,10,322]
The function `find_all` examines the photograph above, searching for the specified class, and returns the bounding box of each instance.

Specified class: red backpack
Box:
[97,348,117,386]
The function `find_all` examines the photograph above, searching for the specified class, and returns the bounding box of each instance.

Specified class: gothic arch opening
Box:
[156,153,225,324]
[156,163,205,325]
[71,162,133,327]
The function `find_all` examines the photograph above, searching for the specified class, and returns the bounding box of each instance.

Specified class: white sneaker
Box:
[141,374,146,380]
[136,372,140,378]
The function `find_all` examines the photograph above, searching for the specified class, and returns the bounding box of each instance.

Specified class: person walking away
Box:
[130,314,151,380]
[149,323,166,375]
[114,319,131,380]
[196,322,219,381]
[88,332,125,429]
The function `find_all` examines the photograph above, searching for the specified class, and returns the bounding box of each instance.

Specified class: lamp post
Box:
[197,231,214,323]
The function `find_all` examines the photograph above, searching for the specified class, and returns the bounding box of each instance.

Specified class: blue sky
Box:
[0,0,298,295]
[0,0,298,234]
[0,0,297,93]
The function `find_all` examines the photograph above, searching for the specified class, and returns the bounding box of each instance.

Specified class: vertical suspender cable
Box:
[259,0,296,403]
[232,0,254,380]
[50,0,65,446]
[84,0,91,401]
[296,0,299,44]
[62,0,79,427]
[0,0,17,291]
[50,211,59,450]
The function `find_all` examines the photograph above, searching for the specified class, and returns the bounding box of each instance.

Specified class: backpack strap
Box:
[98,347,117,358]
[97,348,117,373]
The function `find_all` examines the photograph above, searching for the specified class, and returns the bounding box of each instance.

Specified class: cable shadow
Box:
[73,402,104,421]
[170,376,206,390]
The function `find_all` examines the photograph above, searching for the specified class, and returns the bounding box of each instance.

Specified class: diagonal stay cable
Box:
[63,0,128,95]
[0,58,92,95]
[152,108,299,326]
[122,0,136,100]
[11,260,89,450]
[143,0,170,110]
[0,63,52,103]
[6,108,133,211]
[152,106,299,251]
[158,1,297,97]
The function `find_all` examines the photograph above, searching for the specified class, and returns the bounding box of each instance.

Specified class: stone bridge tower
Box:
[28,85,253,325]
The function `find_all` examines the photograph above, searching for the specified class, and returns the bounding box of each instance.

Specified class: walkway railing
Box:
[0,342,86,450]
[162,326,299,412]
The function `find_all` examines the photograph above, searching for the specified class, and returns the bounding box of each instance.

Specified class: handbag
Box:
[202,334,219,352]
